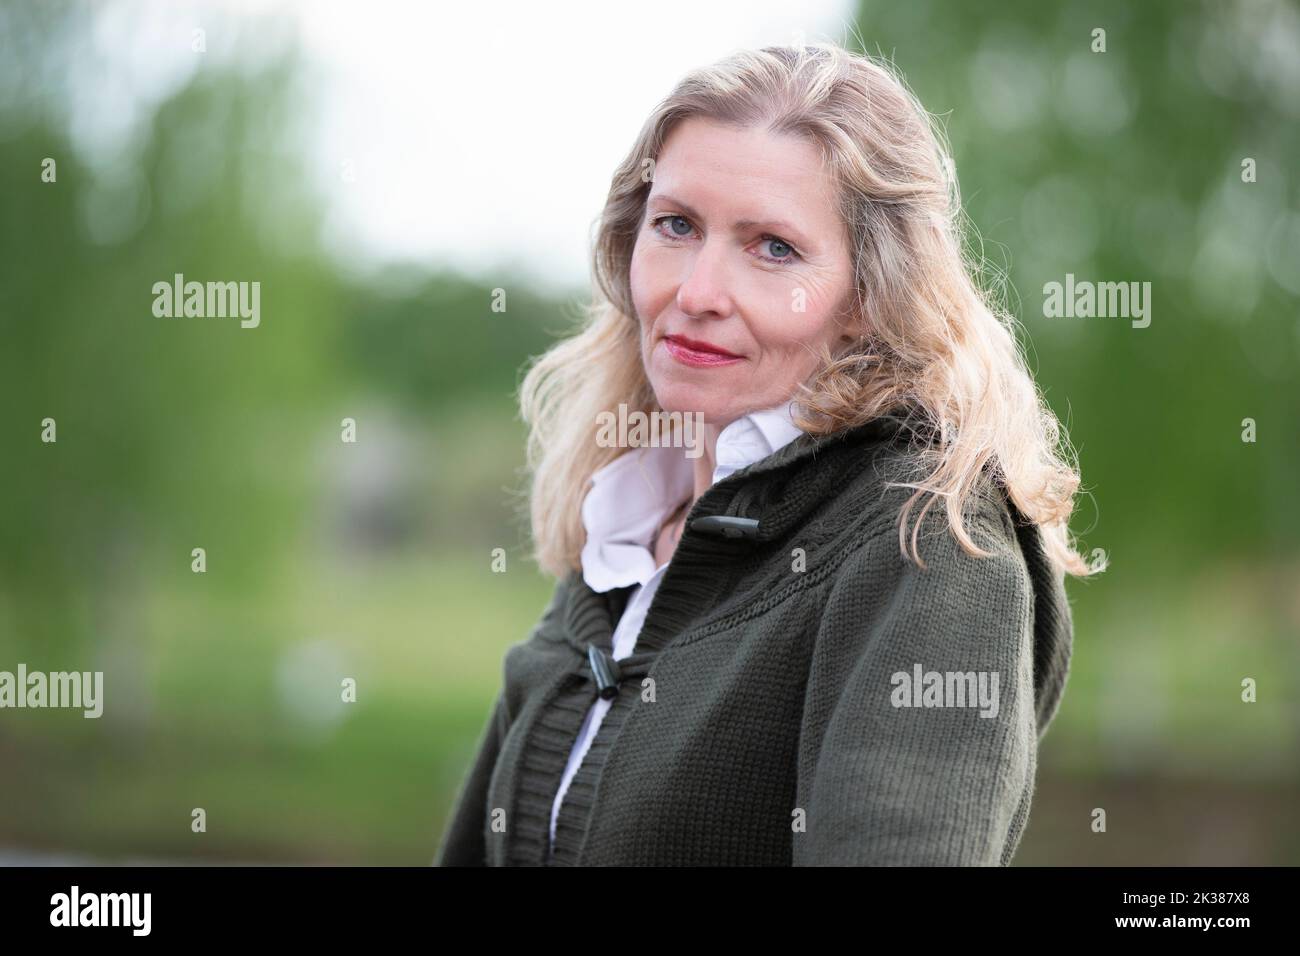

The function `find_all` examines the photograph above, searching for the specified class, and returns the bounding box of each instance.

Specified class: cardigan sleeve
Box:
[432,575,571,865]
[792,506,1038,866]
[432,688,509,866]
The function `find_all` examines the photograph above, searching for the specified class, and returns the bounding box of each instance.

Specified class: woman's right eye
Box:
[651,215,694,239]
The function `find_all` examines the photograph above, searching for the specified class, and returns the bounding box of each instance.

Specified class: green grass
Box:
[1,541,1294,863]
[0,550,555,864]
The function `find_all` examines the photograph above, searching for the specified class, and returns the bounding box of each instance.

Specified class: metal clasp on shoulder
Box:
[690,515,760,540]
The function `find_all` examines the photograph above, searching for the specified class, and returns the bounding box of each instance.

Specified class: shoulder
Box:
[825,417,1021,565]
[500,572,576,699]
[821,458,1031,634]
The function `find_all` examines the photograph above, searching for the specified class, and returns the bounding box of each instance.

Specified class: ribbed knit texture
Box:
[434,412,1073,866]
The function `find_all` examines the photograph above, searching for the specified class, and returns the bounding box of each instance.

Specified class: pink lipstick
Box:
[663,335,744,368]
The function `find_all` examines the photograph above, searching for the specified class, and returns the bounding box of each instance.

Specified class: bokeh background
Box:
[1,0,1297,865]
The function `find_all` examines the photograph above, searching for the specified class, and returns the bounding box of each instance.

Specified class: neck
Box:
[689,422,725,503]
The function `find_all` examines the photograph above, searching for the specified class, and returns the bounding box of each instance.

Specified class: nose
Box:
[675,237,735,320]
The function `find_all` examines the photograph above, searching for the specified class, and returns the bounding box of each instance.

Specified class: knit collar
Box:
[560,408,916,659]
[579,399,806,593]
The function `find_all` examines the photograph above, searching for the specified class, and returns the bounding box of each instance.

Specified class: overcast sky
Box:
[293,0,858,294]
[55,0,857,293]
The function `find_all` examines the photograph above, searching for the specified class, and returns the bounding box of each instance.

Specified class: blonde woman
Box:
[435,42,1100,867]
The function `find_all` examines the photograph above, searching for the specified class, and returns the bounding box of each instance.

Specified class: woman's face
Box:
[630,115,857,427]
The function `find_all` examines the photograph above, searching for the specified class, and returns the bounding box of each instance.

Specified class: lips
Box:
[662,334,744,369]
[663,334,741,358]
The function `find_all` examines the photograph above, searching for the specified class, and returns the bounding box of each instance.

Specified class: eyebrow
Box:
[646,193,812,247]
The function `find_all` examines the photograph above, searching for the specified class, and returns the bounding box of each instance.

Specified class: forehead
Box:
[650,116,839,221]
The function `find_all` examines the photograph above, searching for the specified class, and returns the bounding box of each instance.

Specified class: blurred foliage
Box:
[855,0,1300,569]
[0,0,1296,863]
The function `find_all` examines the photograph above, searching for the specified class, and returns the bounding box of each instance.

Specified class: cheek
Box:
[750,293,843,356]
[628,246,659,324]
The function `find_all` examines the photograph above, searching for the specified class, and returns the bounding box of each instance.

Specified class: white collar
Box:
[580,399,805,593]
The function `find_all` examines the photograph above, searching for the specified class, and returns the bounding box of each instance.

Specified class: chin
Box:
[649,379,737,425]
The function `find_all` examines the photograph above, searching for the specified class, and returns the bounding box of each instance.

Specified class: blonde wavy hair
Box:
[517,42,1100,581]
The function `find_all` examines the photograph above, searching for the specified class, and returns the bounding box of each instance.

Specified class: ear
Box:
[832,284,864,343]
[837,307,864,343]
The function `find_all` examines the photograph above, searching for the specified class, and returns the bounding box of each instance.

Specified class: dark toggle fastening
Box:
[690,515,761,540]
[587,644,622,700]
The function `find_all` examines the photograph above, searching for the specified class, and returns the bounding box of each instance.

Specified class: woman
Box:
[435,42,1100,867]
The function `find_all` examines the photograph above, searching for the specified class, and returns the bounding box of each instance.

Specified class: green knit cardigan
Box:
[435,411,1073,866]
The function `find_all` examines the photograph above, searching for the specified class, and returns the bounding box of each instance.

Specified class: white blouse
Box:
[548,399,806,850]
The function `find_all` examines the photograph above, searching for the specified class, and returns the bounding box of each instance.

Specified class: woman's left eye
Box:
[757,236,799,263]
